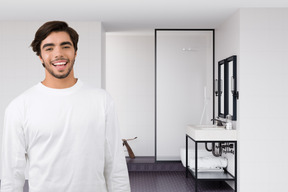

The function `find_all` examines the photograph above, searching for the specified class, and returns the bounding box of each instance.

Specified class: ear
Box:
[39,55,44,64]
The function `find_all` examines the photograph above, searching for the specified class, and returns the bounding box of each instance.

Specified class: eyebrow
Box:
[42,43,54,49]
[60,41,73,46]
[42,41,73,49]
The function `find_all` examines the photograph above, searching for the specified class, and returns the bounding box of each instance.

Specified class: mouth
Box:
[52,60,68,66]
[51,60,68,71]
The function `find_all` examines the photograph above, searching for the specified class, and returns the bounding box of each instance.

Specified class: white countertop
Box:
[186,124,237,141]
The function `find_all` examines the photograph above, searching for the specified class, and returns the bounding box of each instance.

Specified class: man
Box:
[1,21,130,192]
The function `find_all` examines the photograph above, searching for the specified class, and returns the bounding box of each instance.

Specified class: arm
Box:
[104,94,131,192]
[1,102,27,192]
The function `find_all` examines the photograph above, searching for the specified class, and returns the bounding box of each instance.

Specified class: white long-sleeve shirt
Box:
[1,80,130,192]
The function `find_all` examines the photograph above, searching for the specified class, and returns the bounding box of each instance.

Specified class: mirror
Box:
[217,55,238,120]
[218,59,227,118]
[227,55,238,120]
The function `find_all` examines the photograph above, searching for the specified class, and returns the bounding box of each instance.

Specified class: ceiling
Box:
[0,0,288,32]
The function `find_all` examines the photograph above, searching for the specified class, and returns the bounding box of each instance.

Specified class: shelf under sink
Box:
[189,168,235,180]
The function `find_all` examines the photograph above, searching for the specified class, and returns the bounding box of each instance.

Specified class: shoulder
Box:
[5,84,40,116]
[79,80,114,105]
[80,81,111,97]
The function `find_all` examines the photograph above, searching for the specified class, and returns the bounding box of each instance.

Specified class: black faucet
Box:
[211,118,226,126]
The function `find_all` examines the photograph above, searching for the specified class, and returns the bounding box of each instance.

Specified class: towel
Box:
[180,148,212,167]
[190,167,224,172]
[189,156,228,169]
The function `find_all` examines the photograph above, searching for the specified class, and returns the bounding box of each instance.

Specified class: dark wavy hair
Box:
[30,21,79,56]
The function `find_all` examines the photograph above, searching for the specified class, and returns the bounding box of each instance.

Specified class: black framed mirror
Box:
[227,55,238,120]
[217,55,238,120]
[218,59,227,118]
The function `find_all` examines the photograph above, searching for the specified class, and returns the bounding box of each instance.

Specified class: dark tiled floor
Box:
[129,171,234,192]
[1,172,234,192]
[126,156,155,164]
[126,156,186,172]
[1,157,234,192]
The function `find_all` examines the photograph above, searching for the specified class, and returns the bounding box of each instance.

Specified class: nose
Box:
[53,46,64,58]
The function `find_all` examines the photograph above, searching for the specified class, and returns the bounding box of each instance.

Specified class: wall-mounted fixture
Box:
[217,55,238,120]
[231,76,239,99]
[182,48,199,51]
[182,48,192,51]
[214,79,224,97]
[214,79,219,96]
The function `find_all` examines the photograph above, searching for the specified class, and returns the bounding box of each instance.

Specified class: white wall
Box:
[239,8,288,192]
[0,21,104,177]
[216,8,288,192]
[71,21,104,87]
[156,31,214,160]
[106,32,155,156]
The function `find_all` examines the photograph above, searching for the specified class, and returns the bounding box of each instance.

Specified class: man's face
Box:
[39,31,77,79]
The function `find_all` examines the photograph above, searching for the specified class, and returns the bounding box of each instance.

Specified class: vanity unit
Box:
[186,125,237,192]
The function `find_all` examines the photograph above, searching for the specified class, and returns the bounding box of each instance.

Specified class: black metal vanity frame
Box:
[185,135,237,192]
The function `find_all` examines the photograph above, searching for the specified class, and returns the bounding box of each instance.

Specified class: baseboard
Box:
[126,156,185,172]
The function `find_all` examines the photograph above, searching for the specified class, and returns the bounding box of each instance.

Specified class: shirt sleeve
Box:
[103,93,131,192]
[1,101,27,192]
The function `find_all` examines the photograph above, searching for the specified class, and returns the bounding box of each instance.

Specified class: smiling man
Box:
[40,32,75,79]
[1,21,130,192]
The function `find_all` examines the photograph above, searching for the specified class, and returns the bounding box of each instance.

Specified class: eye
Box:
[45,47,53,51]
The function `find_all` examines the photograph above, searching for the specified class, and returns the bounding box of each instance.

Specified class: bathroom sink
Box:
[186,124,237,141]
[192,124,225,130]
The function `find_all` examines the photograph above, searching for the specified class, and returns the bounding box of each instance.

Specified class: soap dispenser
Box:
[226,114,232,130]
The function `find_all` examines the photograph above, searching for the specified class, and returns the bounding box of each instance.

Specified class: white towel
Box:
[180,148,211,167]
[189,156,228,169]
[190,167,224,172]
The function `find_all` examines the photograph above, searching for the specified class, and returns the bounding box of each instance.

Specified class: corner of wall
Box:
[101,23,106,89]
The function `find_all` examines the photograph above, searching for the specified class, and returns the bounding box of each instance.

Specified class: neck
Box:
[42,70,77,89]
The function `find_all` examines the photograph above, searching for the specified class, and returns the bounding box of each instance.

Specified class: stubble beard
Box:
[43,59,75,79]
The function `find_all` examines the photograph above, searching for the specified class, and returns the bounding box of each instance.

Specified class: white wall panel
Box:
[106,33,155,156]
[156,30,213,160]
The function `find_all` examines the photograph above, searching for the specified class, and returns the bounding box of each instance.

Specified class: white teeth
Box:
[53,62,66,66]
